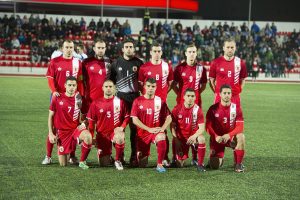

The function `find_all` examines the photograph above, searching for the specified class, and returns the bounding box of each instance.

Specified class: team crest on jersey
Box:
[163,70,168,75]
[178,114,182,119]
[90,66,94,70]
[139,105,143,109]
[59,101,64,105]
[182,72,186,76]
[147,71,152,75]
[59,146,64,152]
[100,109,104,113]
[118,67,122,71]
[132,66,137,72]
[58,67,62,71]
[220,68,224,72]
[215,113,219,117]
[231,112,236,118]
[235,65,241,72]
[115,106,120,111]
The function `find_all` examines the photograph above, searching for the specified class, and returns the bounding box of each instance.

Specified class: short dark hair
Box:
[122,38,135,48]
[223,37,236,46]
[145,77,156,84]
[94,38,106,46]
[63,39,74,45]
[220,84,232,92]
[66,76,77,83]
[185,42,197,52]
[184,88,195,95]
[150,41,162,51]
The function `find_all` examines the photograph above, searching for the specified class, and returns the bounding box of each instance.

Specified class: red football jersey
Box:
[174,62,207,105]
[172,103,204,140]
[82,57,111,101]
[87,96,129,137]
[138,61,173,102]
[46,56,83,93]
[49,93,81,130]
[206,102,243,137]
[131,96,170,136]
[209,56,247,96]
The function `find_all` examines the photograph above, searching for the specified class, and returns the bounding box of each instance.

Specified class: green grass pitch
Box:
[0,77,299,199]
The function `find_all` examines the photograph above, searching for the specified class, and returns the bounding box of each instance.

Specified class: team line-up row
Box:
[42,37,247,173]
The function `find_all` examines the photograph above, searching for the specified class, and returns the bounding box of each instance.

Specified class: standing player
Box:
[172,43,207,165]
[138,42,173,165]
[110,39,143,166]
[48,76,92,169]
[87,80,129,170]
[172,43,207,107]
[209,37,247,107]
[131,78,172,173]
[81,39,111,116]
[42,39,84,165]
[206,84,246,172]
[171,88,206,172]
[138,42,173,102]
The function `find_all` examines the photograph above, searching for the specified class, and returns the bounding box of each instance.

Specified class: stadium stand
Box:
[0,14,299,78]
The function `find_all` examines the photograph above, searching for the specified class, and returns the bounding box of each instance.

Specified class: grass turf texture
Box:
[0,77,299,199]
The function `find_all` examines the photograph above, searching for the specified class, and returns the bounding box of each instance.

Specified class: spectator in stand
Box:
[11,35,20,51]
[122,20,131,36]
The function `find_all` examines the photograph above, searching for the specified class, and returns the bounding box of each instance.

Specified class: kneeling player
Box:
[87,80,129,170]
[206,84,246,172]
[171,88,206,172]
[48,76,92,169]
[131,78,172,173]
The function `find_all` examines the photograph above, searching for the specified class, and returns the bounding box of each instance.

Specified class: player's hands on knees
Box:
[52,91,60,97]
[148,127,161,134]
[114,127,124,134]
[49,132,57,144]
[78,122,86,130]
[215,136,223,143]
[187,134,198,145]
[221,134,230,143]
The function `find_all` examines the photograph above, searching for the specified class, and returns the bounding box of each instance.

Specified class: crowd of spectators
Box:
[0,14,299,78]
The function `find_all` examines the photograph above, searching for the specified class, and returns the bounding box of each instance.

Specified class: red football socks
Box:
[156,140,167,164]
[115,143,125,161]
[80,141,92,162]
[234,149,245,164]
[46,136,54,157]
[197,144,206,166]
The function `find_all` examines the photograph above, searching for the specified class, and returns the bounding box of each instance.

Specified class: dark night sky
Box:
[198,0,300,22]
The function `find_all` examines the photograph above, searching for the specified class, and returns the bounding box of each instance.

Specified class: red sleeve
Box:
[200,67,208,84]
[46,60,55,78]
[120,100,130,129]
[87,102,96,137]
[171,106,178,121]
[138,66,144,84]
[167,64,174,82]
[161,102,171,119]
[197,108,205,124]
[130,99,138,117]
[173,65,180,83]
[209,60,216,78]
[229,121,244,137]
[240,59,248,79]
[205,108,218,138]
[47,77,56,93]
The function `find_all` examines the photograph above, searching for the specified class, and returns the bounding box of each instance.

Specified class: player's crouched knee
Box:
[197,135,205,144]
[81,130,92,145]
[236,133,245,148]
[114,131,125,144]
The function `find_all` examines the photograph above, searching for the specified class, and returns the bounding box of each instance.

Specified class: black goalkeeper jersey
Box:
[110,56,143,103]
